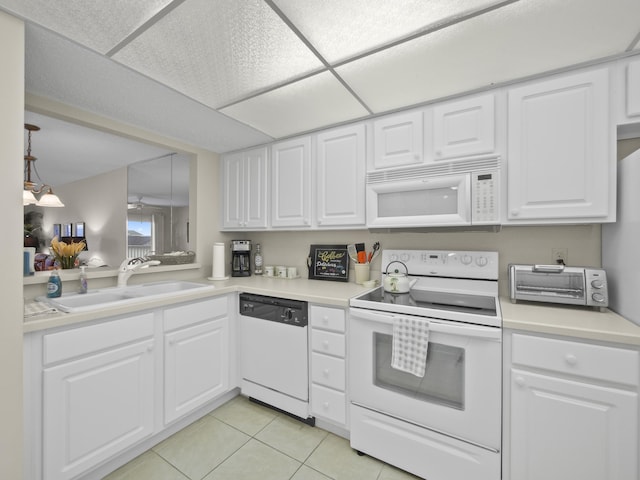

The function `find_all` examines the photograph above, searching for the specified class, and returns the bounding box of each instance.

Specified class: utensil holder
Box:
[354,263,370,285]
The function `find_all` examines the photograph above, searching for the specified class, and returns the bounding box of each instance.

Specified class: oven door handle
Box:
[427,321,501,341]
[350,308,501,341]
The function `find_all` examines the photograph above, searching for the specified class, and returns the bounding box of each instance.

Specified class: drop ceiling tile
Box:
[337,0,640,113]
[220,71,369,138]
[25,25,273,154]
[274,0,508,63]
[0,0,172,53]
[113,0,324,109]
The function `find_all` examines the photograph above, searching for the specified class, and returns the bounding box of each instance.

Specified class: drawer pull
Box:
[565,354,577,366]
[323,402,330,410]
[514,376,526,388]
[323,340,330,349]
[323,369,330,377]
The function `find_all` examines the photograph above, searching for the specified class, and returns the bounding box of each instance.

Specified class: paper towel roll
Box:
[209,242,228,280]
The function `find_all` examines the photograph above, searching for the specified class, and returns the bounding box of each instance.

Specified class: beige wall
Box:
[0,11,24,479]
[241,224,601,297]
[46,167,128,267]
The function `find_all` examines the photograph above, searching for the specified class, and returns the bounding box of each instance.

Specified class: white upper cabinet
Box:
[372,110,423,170]
[428,93,496,161]
[221,147,268,230]
[271,137,312,228]
[626,58,640,118]
[315,124,366,227]
[506,67,614,223]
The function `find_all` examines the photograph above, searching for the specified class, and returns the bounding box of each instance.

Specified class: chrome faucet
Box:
[117,257,161,287]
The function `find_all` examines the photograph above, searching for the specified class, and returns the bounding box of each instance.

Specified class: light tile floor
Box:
[104,395,422,480]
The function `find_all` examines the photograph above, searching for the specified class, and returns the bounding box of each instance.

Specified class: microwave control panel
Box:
[471,170,499,224]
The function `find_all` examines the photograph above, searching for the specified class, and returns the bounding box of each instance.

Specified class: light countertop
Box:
[501,298,640,346]
[24,276,640,347]
[23,275,371,333]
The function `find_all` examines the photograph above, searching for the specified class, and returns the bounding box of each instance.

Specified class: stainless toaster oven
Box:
[508,264,608,309]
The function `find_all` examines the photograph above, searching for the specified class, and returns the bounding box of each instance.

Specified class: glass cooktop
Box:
[354,286,497,317]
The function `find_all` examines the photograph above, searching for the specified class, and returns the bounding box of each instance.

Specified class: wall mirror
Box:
[23,111,195,269]
[127,154,192,260]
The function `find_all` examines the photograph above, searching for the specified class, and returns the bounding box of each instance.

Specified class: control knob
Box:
[460,254,473,265]
[591,279,604,289]
[475,256,488,267]
[592,293,606,303]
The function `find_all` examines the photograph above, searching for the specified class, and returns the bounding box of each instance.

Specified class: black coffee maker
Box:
[231,240,251,277]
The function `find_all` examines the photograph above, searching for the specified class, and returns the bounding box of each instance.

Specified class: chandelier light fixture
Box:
[23,123,64,207]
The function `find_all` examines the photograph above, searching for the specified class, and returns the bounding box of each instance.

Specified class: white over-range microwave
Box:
[366,157,501,228]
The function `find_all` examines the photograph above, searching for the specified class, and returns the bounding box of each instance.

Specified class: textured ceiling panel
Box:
[0,0,172,54]
[113,0,324,109]
[337,0,640,113]
[273,0,508,63]
[25,25,273,154]
[220,71,369,138]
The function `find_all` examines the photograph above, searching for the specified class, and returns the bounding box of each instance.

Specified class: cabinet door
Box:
[221,152,245,229]
[244,147,269,229]
[316,125,366,227]
[509,368,638,480]
[43,340,155,480]
[164,317,229,424]
[373,110,423,169]
[271,137,312,227]
[627,58,640,118]
[431,93,495,161]
[507,68,612,222]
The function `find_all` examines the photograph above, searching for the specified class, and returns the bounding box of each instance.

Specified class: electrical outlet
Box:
[552,248,568,265]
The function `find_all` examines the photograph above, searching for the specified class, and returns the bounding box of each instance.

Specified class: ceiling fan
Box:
[127,196,162,211]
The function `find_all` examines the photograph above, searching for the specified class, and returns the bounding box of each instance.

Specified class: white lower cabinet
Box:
[41,313,156,480]
[505,332,639,480]
[26,296,231,480]
[309,305,347,427]
[164,298,229,424]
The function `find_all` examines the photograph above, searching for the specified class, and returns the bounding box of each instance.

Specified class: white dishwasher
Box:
[238,293,314,424]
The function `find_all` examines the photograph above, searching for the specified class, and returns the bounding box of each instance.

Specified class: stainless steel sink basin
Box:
[37,281,215,313]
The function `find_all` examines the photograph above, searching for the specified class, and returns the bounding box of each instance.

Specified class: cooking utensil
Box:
[357,251,367,264]
[347,244,359,263]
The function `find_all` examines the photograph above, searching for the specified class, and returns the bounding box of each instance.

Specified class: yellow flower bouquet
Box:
[50,236,86,269]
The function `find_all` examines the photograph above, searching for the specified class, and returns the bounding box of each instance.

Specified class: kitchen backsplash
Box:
[240,224,601,297]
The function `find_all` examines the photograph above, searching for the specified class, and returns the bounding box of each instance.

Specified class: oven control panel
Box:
[382,250,498,280]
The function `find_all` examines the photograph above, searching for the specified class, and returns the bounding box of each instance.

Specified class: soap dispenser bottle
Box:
[79,266,88,294]
[47,269,62,298]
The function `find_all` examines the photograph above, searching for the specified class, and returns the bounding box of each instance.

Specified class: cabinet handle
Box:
[322,316,329,324]
[323,402,330,410]
[511,210,519,216]
[147,345,154,352]
[168,340,175,346]
[323,340,330,349]
[564,354,577,366]
[514,376,526,388]
[323,369,330,377]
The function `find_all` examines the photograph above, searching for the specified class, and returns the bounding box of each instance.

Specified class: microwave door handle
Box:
[532,264,565,273]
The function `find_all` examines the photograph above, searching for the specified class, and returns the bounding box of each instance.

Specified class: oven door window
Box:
[374,333,465,410]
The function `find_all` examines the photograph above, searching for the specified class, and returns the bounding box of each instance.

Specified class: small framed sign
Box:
[307,244,349,282]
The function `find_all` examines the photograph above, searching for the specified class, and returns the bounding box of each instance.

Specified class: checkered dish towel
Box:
[391,316,430,377]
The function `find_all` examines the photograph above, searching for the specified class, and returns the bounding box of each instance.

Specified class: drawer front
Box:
[311,352,345,390]
[310,305,345,333]
[512,333,639,387]
[164,296,227,331]
[43,313,154,365]
[311,384,347,425]
[311,330,346,357]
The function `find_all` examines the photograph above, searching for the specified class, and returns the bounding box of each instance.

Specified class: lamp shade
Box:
[36,191,65,207]
[23,189,37,206]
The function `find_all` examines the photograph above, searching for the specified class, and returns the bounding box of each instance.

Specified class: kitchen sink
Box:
[37,281,215,313]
